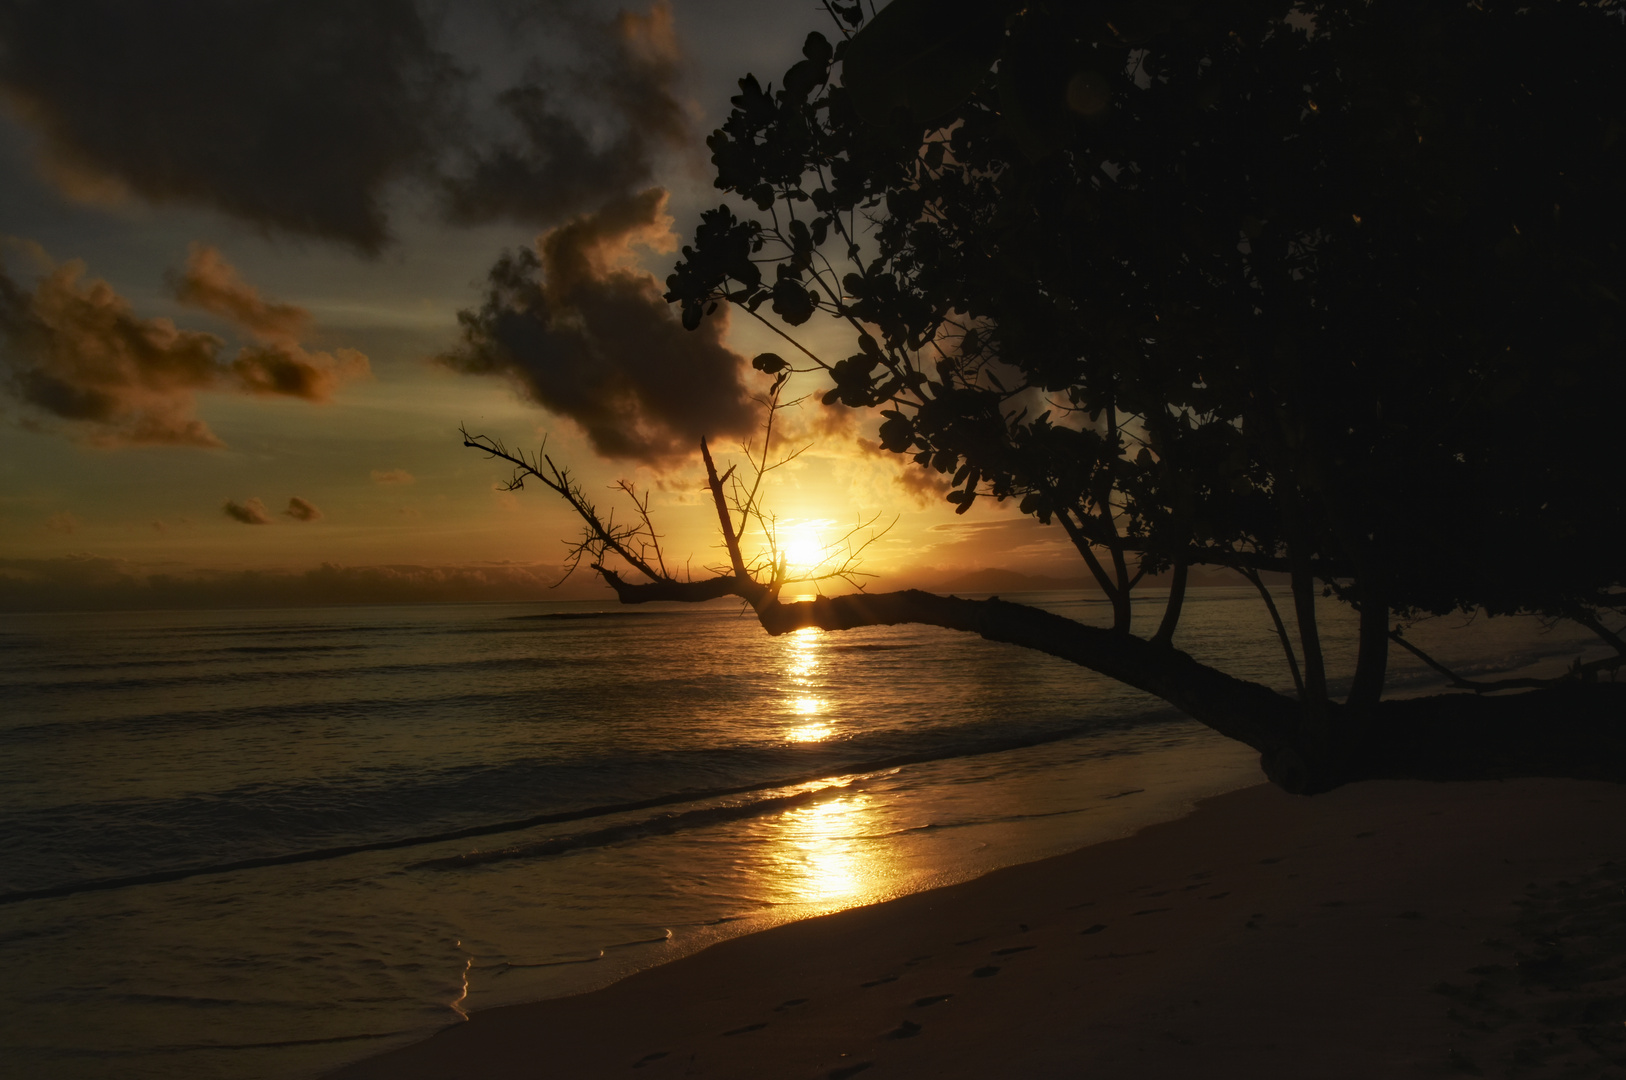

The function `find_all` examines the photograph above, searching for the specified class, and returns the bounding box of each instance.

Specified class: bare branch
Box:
[701,436,752,585]
[1389,627,1624,693]
[461,426,666,584]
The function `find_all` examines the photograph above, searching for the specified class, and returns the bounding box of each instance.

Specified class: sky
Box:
[0,0,1076,610]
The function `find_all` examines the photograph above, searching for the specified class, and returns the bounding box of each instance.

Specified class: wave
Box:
[506,609,720,621]
[410,781,862,870]
[0,719,1169,907]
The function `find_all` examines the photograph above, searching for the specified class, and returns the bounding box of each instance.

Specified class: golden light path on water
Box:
[782,624,832,744]
[771,793,874,905]
[766,622,880,905]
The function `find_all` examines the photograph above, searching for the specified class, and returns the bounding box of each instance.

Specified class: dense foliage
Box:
[665,0,1626,700]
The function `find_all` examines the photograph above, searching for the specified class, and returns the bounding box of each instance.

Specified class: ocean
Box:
[0,587,1595,1079]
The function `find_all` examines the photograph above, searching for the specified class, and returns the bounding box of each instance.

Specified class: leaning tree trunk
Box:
[598,573,1626,795]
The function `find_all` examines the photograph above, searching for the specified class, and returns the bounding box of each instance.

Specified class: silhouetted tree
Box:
[474,0,1626,792]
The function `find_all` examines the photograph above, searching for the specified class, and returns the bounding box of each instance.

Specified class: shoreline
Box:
[326,777,1626,1078]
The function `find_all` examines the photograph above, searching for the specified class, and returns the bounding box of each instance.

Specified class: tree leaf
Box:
[841,0,1016,127]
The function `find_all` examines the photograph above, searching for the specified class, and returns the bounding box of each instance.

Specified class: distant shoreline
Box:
[0,560,1275,615]
[327,778,1626,1079]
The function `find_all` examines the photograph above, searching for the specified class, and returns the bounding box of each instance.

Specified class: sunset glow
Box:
[778,520,830,579]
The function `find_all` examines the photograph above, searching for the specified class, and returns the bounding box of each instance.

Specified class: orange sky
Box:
[0,1,1082,610]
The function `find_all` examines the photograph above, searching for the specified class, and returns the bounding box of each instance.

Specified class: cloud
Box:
[440,188,757,464]
[284,496,323,522]
[1,256,229,446]
[173,245,370,401]
[169,244,308,339]
[0,245,368,445]
[855,435,953,507]
[44,510,79,534]
[223,497,271,524]
[0,1,693,249]
[223,495,320,523]
[441,1,690,227]
[371,468,415,485]
[0,0,461,252]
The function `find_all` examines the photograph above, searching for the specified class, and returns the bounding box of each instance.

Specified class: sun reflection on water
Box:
[782,625,831,743]
[766,792,876,905]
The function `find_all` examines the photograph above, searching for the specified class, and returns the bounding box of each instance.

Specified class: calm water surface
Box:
[0,589,1596,1078]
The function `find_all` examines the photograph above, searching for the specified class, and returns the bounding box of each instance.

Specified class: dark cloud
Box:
[440,187,756,463]
[0,0,460,252]
[441,0,689,226]
[0,244,368,444]
[0,0,693,248]
[223,497,271,524]
[284,496,323,522]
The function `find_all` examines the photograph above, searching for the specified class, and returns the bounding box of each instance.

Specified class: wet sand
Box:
[327,778,1626,1079]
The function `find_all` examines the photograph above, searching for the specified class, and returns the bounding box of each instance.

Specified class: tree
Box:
[468,0,1626,793]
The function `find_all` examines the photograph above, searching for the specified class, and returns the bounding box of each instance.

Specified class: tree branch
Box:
[1238,565,1306,698]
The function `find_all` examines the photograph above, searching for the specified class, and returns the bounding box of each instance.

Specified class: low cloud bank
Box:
[0,556,613,612]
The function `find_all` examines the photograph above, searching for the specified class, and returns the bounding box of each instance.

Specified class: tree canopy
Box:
[471,0,1626,792]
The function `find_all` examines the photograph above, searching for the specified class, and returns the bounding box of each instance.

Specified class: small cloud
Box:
[371,468,415,485]
[151,520,167,533]
[283,496,322,522]
[44,510,79,534]
[223,497,270,524]
[170,244,308,339]
[174,245,370,402]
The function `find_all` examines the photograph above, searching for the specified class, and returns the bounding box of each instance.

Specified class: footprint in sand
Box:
[1132,907,1172,916]
[884,1020,923,1040]
[773,998,808,1012]
[828,1063,873,1079]
[633,1050,669,1068]
[860,974,898,988]
[992,945,1034,956]
[1080,923,1107,935]
[970,965,1000,978]
[722,1022,767,1036]
[913,994,953,1008]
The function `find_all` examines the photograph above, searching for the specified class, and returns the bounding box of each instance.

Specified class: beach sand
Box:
[327,778,1626,1079]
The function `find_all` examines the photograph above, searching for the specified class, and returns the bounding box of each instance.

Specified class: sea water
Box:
[0,588,1598,1079]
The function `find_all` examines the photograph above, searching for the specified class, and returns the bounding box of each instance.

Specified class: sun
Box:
[779,520,828,578]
